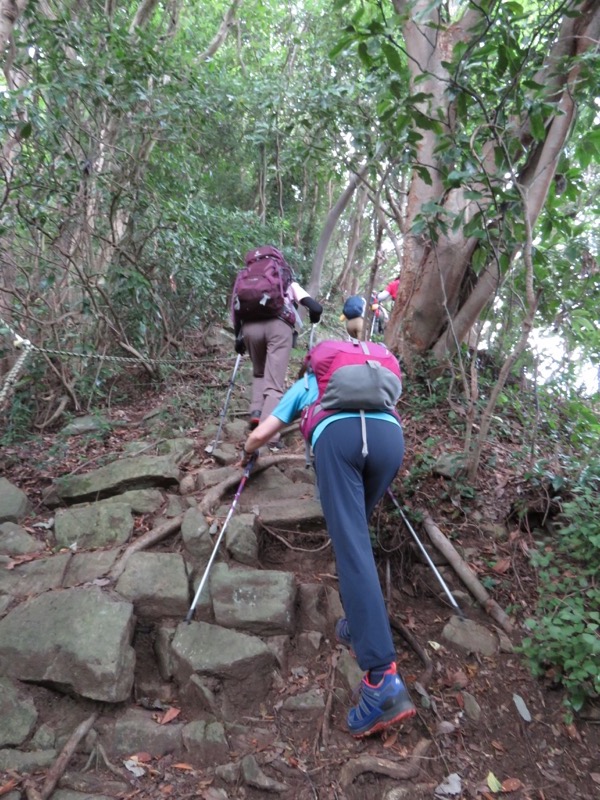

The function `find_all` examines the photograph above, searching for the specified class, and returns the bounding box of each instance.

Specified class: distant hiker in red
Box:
[241,332,416,738]
[231,245,322,449]
[375,275,400,304]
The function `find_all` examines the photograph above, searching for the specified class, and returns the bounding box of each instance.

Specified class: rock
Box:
[0,676,38,746]
[210,563,296,636]
[0,587,135,702]
[103,708,183,757]
[60,414,111,436]
[46,455,181,505]
[0,552,71,598]
[280,688,325,717]
[0,478,33,523]
[461,690,482,723]
[181,507,213,563]
[54,500,134,549]
[0,522,41,555]
[240,753,288,792]
[442,616,498,656]
[115,553,190,619]
[182,718,229,765]
[225,513,258,566]
[0,749,57,771]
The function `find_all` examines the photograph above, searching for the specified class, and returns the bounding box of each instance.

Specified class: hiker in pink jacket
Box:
[240,330,416,738]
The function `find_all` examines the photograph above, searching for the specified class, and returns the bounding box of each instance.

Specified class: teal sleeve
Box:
[272,374,318,424]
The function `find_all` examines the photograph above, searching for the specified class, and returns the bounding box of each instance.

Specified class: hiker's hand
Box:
[301,297,322,324]
[234,335,246,356]
[241,446,257,467]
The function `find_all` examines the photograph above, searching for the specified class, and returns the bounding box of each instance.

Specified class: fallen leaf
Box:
[159,706,181,725]
[172,762,195,771]
[131,752,153,763]
[159,785,173,794]
[436,721,457,735]
[501,777,523,792]
[492,557,511,574]
[434,772,462,797]
[5,553,41,570]
[563,723,581,742]
[465,663,479,678]
[123,759,146,777]
[0,779,19,796]
[448,668,469,689]
[491,740,505,752]
[590,773,600,785]
[382,730,398,748]
[513,693,532,722]
[487,771,502,793]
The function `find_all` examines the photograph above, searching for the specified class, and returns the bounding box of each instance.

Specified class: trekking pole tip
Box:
[184,609,194,624]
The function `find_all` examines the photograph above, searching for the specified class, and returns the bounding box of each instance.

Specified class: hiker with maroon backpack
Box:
[240,328,416,738]
[232,245,322,449]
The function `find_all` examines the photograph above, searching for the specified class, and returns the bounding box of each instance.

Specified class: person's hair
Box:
[297,362,308,379]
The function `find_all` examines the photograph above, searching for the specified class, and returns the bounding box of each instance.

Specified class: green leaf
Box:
[496,44,508,77]
[19,121,33,139]
[357,42,372,69]
[486,772,502,794]
[329,36,355,59]
[414,164,433,186]
[530,109,546,142]
[381,42,404,75]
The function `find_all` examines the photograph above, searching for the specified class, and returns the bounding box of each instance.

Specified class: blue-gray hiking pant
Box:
[313,416,405,672]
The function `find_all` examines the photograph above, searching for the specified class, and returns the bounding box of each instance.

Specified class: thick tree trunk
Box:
[387,0,600,365]
[0,0,26,49]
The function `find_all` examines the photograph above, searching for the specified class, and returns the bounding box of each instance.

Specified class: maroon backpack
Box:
[232,246,296,327]
[299,339,402,444]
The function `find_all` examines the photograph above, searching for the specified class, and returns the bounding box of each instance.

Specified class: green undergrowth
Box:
[399,353,600,714]
[519,460,600,715]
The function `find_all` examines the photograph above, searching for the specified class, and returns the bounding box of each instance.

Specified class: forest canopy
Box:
[0,0,598,418]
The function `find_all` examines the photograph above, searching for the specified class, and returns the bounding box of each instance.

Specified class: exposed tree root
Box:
[82,741,131,782]
[109,515,184,581]
[339,737,431,787]
[421,512,514,634]
[198,454,304,515]
[25,712,98,800]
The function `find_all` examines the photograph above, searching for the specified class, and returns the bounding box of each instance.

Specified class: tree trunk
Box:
[307,161,370,299]
[386,0,600,366]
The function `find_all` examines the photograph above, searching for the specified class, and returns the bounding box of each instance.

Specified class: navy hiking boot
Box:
[335,618,353,652]
[347,663,416,738]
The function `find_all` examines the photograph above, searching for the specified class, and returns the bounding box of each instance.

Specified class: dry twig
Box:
[314,650,339,754]
[389,615,433,688]
[25,712,99,800]
[422,512,513,634]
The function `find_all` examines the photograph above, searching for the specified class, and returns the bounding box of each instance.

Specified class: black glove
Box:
[300,297,323,324]
[241,446,258,467]
[234,335,246,356]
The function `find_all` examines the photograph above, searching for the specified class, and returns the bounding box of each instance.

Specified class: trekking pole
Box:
[205,353,242,454]
[386,488,466,619]
[185,453,258,623]
[369,314,376,340]
[308,323,316,351]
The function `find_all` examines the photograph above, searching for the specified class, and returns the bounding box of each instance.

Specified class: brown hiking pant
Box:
[242,317,294,426]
